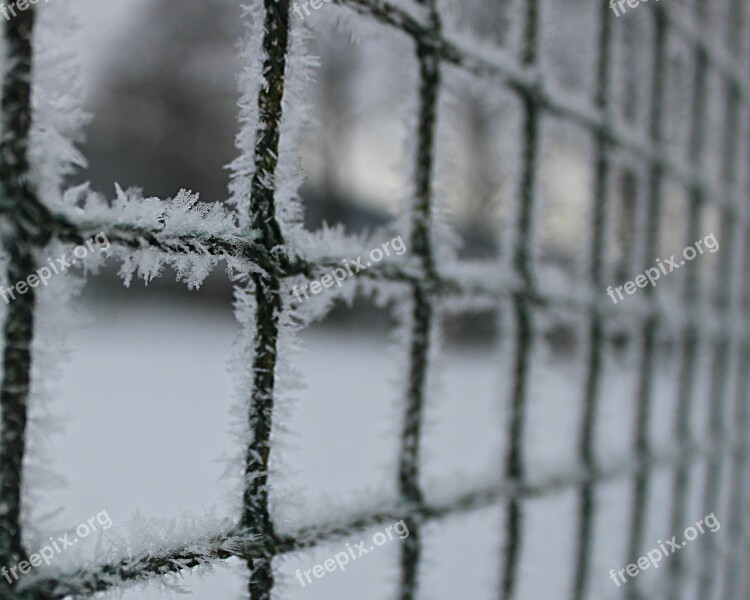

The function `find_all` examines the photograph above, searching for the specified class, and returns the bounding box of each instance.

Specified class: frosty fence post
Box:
[0,1,749,600]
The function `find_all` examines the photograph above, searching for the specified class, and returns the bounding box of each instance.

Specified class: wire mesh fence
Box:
[0,0,749,599]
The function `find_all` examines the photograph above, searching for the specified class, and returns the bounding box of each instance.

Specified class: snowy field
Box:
[16,278,728,600]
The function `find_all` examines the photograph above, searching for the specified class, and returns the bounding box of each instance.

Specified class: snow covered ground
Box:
[16,279,727,600]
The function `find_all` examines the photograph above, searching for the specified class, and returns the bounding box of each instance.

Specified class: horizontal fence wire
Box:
[0,0,749,599]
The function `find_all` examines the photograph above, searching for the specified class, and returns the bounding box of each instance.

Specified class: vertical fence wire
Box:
[572,2,613,599]
[241,1,293,597]
[724,4,750,584]
[500,1,540,598]
[664,19,708,598]
[723,228,750,599]
[397,0,442,597]
[696,81,742,600]
[625,9,667,600]
[0,9,39,598]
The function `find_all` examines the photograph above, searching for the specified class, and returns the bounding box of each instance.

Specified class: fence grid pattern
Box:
[0,1,749,599]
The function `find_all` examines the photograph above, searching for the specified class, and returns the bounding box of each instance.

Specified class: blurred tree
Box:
[80,0,243,203]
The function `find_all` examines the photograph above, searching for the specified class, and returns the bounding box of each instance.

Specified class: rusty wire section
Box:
[0,0,749,599]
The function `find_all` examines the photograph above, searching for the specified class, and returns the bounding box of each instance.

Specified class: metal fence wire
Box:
[0,0,749,599]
